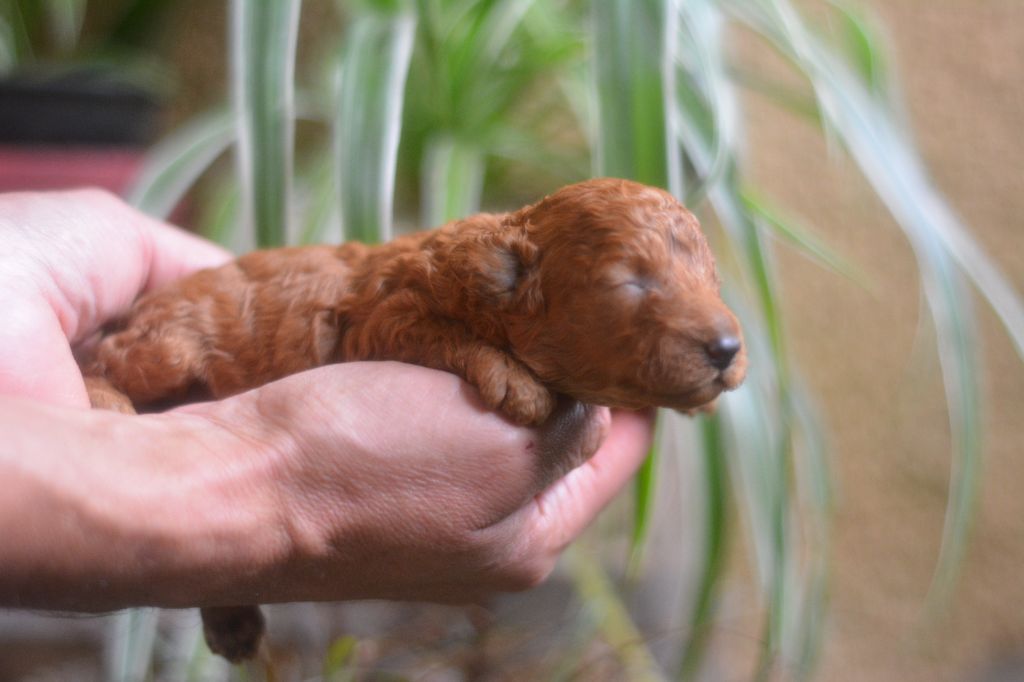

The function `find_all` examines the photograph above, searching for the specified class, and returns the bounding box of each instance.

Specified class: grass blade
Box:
[230,0,301,247]
[127,107,235,219]
[335,5,416,243]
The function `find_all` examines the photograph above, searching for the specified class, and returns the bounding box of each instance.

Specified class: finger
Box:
[0,302,90,408]
[523,408,655,549]
[136,214,233,292]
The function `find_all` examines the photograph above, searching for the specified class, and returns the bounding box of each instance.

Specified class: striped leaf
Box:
[230,0,302,247]
[335,5,416,243]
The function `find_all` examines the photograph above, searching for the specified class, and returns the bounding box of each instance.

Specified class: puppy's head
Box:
[497,178,746,412]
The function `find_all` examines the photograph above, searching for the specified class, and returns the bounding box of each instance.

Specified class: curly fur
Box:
[85,178,746,425]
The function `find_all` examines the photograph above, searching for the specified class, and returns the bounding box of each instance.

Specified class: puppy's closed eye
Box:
[601,265,655,298]
[618,277,655,293]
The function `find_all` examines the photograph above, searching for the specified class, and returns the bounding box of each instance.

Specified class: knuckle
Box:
[495,555,555,592]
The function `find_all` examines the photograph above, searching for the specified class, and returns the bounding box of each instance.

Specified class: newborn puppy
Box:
[83,177,747,661]
[88,178,745,421]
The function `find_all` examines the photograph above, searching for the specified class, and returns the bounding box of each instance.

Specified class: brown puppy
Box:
[88,178,745,422]
[83,177,747,661]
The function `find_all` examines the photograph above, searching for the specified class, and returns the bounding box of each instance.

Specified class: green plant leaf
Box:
[741,187,872,289]
[299,152,340,245]
[825,0,888,102]
[335,6,416,243]
[789,386,832,678]
[402,0,579,220]
[2,1,38,65]
[198,176,242,250]
[230,0,302,248]
[665,4,831,673]
[730,66,821,124]
[678,413,730,681]
[566,545,668,682]
[628,424,659,574]
[669,0,740,204]
[421,134,485,226]
[0,15,16,72]
[591,0,670,188]
[105,0,177,51]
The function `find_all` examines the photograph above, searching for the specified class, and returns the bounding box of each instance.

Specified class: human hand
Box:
[0,190,654,611]
[0,188,231,407]
[0,364,652,610]
[171,362,654,606]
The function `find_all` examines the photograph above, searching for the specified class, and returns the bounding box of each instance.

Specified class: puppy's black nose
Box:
[706,335,741,370]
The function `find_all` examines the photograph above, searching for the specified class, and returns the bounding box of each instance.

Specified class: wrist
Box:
[0,397,293,610]
[123,404,298,608]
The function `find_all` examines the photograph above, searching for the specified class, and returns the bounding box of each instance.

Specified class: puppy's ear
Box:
[467,226,542,313]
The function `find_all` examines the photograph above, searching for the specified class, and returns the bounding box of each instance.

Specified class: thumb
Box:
[136,213,233,293]
[524,409,655,550]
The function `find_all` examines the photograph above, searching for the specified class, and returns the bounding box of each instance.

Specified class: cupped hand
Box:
[0,189,231,407]
[169,362,654,607]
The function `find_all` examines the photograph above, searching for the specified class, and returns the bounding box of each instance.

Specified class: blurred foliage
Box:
[0,0,174,87]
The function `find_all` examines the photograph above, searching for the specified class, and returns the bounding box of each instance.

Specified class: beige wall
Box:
[745,2,1024,679]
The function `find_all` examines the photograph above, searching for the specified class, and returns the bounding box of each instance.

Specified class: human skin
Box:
[0,189,653,611]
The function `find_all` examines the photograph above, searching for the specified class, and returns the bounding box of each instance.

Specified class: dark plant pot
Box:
[0,69,160,147]
[0,68,161,194]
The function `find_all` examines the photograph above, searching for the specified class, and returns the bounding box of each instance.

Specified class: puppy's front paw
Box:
[500,367,555,426]
[471,349,554,426]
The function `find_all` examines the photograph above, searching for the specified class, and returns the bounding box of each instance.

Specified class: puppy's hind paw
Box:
[200,605,265,663]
